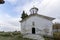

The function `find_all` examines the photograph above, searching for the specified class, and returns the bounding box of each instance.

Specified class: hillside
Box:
[0,31,33,40]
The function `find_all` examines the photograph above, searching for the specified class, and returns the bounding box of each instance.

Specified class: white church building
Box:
[20,7,55,40]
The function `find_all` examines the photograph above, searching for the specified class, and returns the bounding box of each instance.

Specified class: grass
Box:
[0,31,59,40]
[0,32,33,40]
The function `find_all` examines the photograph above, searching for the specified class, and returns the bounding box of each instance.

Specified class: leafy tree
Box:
[0,0,5,4]
[53,23,60,40]
[25,13,28,17]
[21,11,28,19]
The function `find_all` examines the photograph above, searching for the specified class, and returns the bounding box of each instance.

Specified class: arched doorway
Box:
[32,27,35,34]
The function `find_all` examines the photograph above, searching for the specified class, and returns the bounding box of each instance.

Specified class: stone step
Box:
[23,34,44,40]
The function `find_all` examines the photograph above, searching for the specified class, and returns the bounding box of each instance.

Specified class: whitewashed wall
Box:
[21,15,53,36]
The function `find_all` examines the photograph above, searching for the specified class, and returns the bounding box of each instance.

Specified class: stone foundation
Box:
[23,34,45,40]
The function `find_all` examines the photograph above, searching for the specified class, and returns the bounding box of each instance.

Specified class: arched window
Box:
[32,27,35,34]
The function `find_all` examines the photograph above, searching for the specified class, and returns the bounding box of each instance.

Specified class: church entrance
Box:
[32,27,35,34]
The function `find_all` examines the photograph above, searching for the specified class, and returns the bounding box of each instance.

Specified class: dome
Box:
[30,7,39,14]
[31,7,38,11]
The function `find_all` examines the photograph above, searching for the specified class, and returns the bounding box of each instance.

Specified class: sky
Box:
[0,0,60,32]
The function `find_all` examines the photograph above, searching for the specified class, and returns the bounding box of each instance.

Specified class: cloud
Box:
[14,0,43,15]
[5,0,17,4]
[14,0,54,15]
[0,10,21,32]
[0,25,20,32]
[0,0,60,32]
[15,0,60,22]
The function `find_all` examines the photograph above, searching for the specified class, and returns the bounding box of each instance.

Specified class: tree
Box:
[0,0,5,4]
[53,23,60,40]
[25,13,28,17]
[21,11,28,19]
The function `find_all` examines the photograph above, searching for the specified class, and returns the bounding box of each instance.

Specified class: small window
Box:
[32,22,35,26]
[32,27,35,34]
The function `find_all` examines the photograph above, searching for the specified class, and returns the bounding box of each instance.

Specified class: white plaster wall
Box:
[21,15,53,36]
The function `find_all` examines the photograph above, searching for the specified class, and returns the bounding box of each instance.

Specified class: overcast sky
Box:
[0,0,60,32]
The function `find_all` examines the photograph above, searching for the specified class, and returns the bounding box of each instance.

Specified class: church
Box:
[20,7,55,40]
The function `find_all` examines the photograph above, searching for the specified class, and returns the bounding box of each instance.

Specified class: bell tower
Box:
[30,6,38,14]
